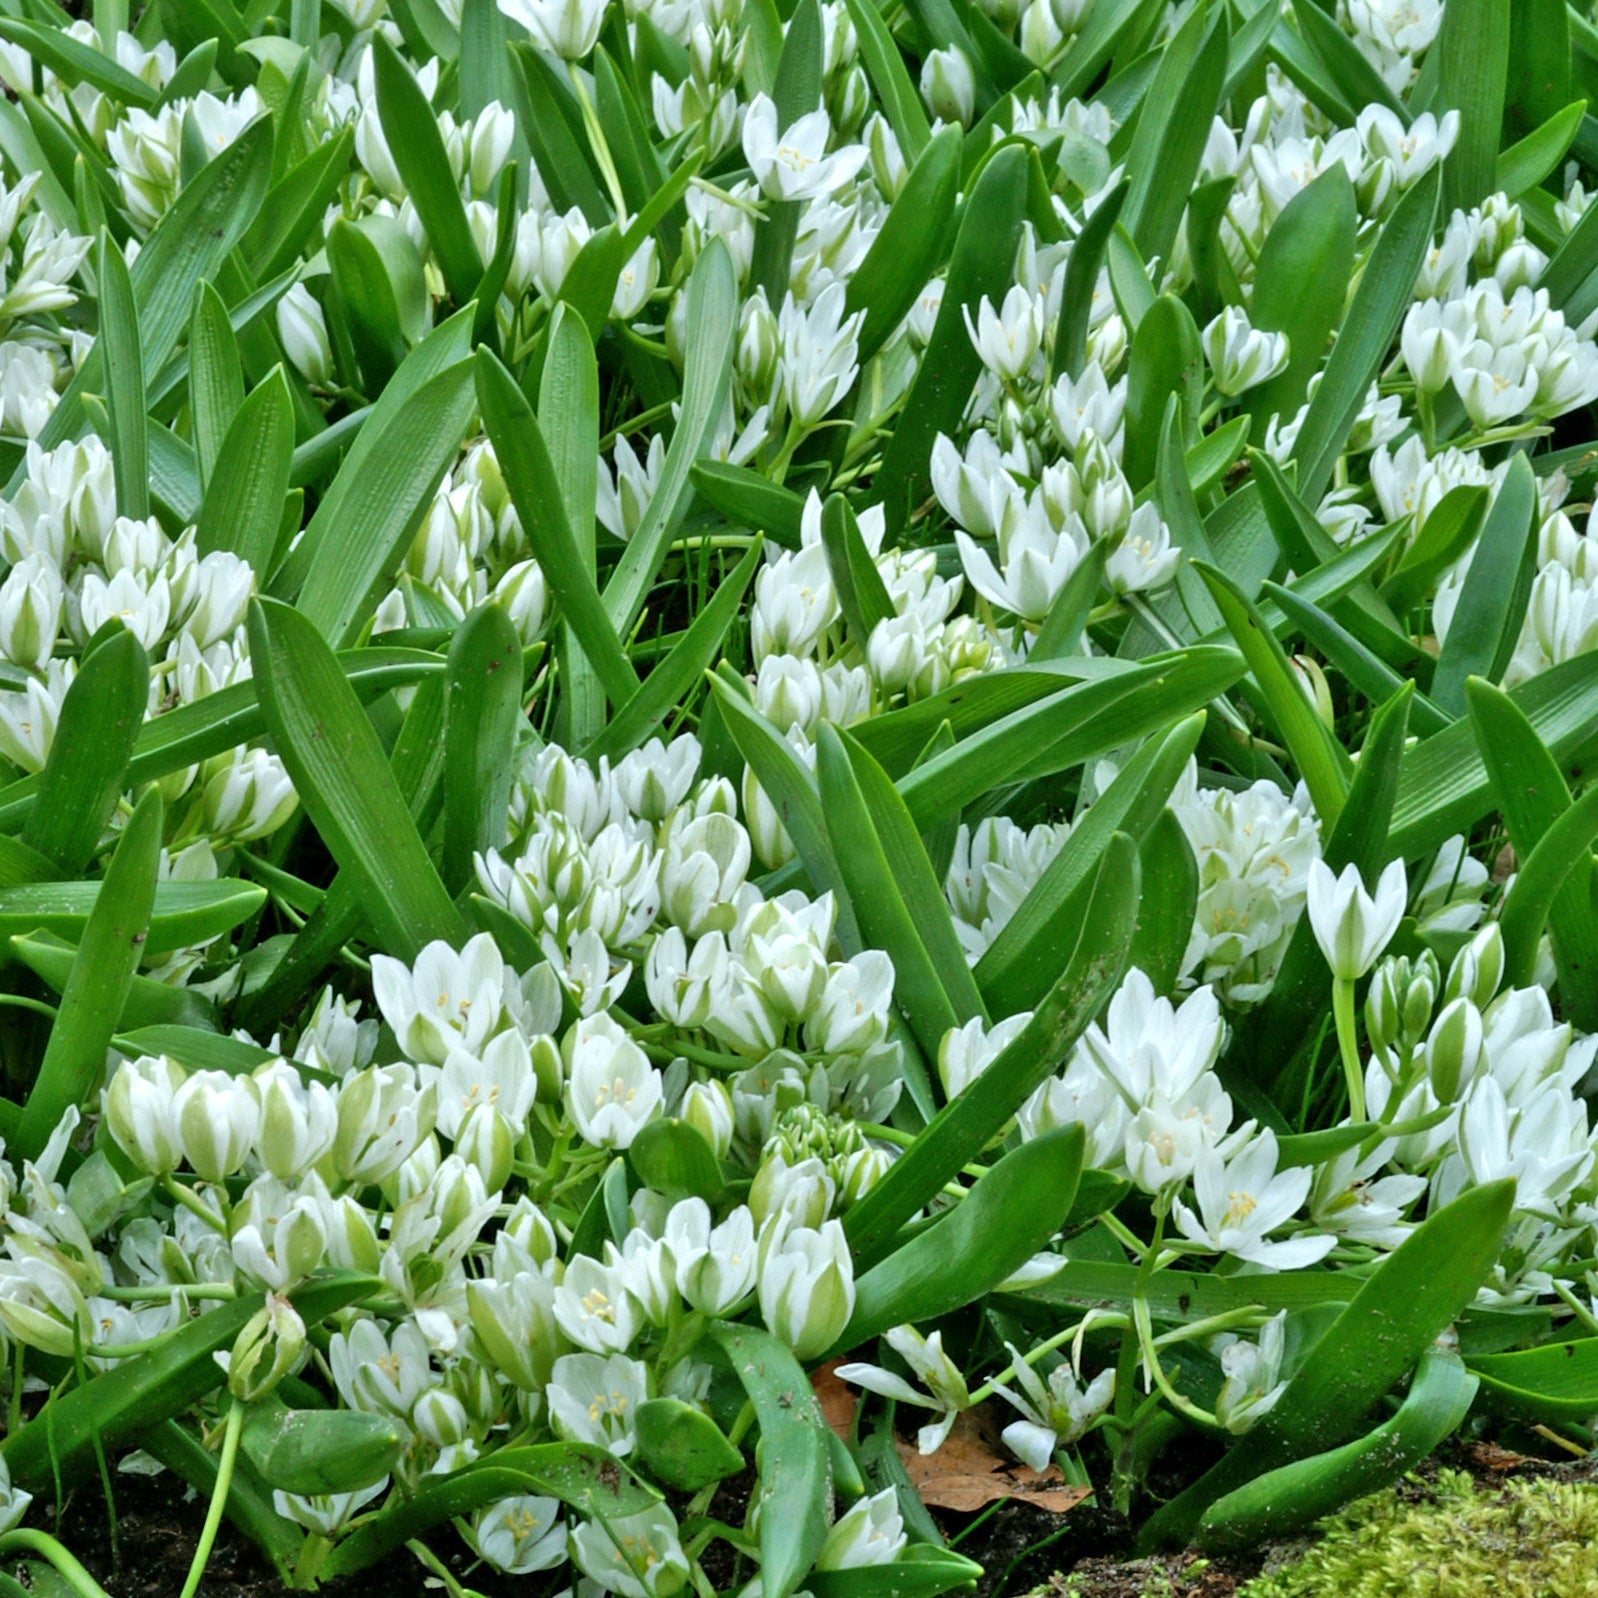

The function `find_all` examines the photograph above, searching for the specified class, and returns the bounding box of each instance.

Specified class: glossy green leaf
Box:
[750,0,822,302]
[188,280,244,497]
[372,32,483,301]
[820,494,895,649]
[1294,166,1439,503]
[1126,806,1200,996]
[1289,0,1405,119]
[21,628,148,878]
[1379,484,1488,613]
[875,143,1029,531]
[842,0,931,158]
[13,931,218,1033]
[1124,294,1202,491]
[1141,1180,1515,1549]
[196,366,294,572]
[1498,780,1598,992]
[1196,561,1352,827]
[843,1125,1084,1347]
[975,711,1203,1017]
[1468,1337,1598,1423]
[845,833,1138,1268]
[249,597,465,960]
[242,124,356,283]
[634,1398,745,1492]
[1496,100,1586,199]
[1054,178,1127,382]
[707,1322,831,1598]
[818,724,986,1060]
[13,789,161,1159]
[475,346,640,709]
[442,603,523,894]
[688,461,806,549]
[96,229,149,522]
[1436,0,1511,212]
[1431,453,1538,714]
[1196,1347,1479,1551]
[240,1398,404,1495]
[626,1117,724,1202]
[0,18,157,108]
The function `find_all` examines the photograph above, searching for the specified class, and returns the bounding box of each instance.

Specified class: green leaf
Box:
[633,1398,745,1492]
[843,1126,1084,1348]
[21,629,148,878]
[372,33,483,302]
[1496,100,1586,199]
[974,712,1203,1017]
[13,931,218,1034]
[846,124,961,364]
[442,604,524,895]
[1196,561,1352,827]
[1124,294,1202,491]
[241,124,356,283]
[248,598,465,960]
[817,724,986,1061]
[1468,1337,1598,1423]
[1126,807,1200,995]
[240,1398,404,1495]
[1498,780,1598,992]
[626,1118,725,1202]
[1288,0,1406,121]
[1248,163,1357,419]
[196,367,294,573]
[749,0,822,302]
[1436,0,1511,212]
[845,833,1138,1269]
[273,306,473,603]
[511,43,609,224]
[583,539,761,763]
[1430,453,1539,714]
[1,1274,378,1490]
[0,880,263,959]
[96,230,148,522]
[1120,2,1228,271]
[1054,177,1127,382]
[820,495,895,650]
[806,1555,985,1598]
[13,789,161,1159]
[292,353,476,648]
[841,0,931,158]
[707,1322,831,1598]
[603,239,738,638]
[475,346,640,709]
[0,17,158,108]
[187,280,244,498]
[540,303,605,745]
[688,461,806,549]
[1468,677,1598,1024]
[323,1445,658,1579]
[328,213,430,391]
[1379,484,1488,613]
[1141,1180,1515,1549]
[1196,1347,1479,1551]
[1294,166,1439,503]
[1392,652,1598,856]
[874,143,1029,531]
[1030,541,1110,661]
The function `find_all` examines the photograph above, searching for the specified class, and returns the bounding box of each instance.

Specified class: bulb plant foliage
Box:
[0,0,1595,1593]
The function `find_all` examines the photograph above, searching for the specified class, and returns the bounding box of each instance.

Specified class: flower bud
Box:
[173,1070,260,1182]
[255,1062,337,1180]
[919,47,974,127]
[680,1078,734,1159]
[749,1153,835,1230]
[0,554,63,671]
[200,748,298,843]
[1445,923,1505,1009]
[276,283,333,386]
[757,1215,855,1359]
[455,1103,517,1192]
[226,1293,305,1401]
[103,1054,186,1175]
[1425,995,1484,1102]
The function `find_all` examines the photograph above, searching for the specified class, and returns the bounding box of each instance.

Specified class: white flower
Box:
[1212,1312,1287,1433]
[664,1199,758,1315]
[547,1351,649,1454]
[563,1014,663,1149]
[778,282,865,429]
[571,1502,689,1598]
[371,934,508,1065]
[1306,858,1407,982]
[467,1495,567,1575]
[1202,306,1289,396]
[835,1324,971,1453]
[496,0,606,58]
[991,1346,1114,1469]
[816,1488,907,1569]
[1172,1129,1335,1268]
[919,46,974,127]
[963,285,1045,383]
[742,94,867,202]
[172,1070,260,1182]
[1105,502,1179,595]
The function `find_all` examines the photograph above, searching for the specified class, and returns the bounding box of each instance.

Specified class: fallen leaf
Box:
[894,1409,1090,1514]
[813,1360,860,1440]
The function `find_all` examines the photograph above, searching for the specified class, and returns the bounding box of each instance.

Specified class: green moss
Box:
[1240,1469,1598,1598]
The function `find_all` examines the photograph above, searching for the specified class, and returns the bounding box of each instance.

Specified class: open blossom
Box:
[1173,1130,1336,1268]
[742,94,867,202]
[1307,859,1407,981]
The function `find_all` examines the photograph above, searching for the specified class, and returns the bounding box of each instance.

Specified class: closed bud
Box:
[919,47,974,127]
[255,1062,337,1180]
[1425,996,1484,1102]
[456,1103,517,1192]
[749,1152,835,1230]
[276,283,332,386]
[1445,923,1505,1009]
[173,1070,260,1182]
[103,1054,186,1175]
[681,1079,734,1159]
[0,554,63,671]
[413,1387,472,1448]
[757,1215,855,1360]
[200,748,298,844]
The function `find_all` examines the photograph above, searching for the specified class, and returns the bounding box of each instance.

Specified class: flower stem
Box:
[1332,976,1366,1122]
[179,1398,244,1598]
[0,1532,115,1598]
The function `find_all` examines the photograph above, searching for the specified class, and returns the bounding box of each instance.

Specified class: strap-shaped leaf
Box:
[372,32,483,302]
[242,124,356,283]
[97,230,149,521]
[845,832,1139,1268]
[1430,451,1538,714]
[476,346,639,709]
[842,1125,1084,1347]
[818,724,987,1061]
[1498,780,1598,993]
[196,366,294,573]
[442,605,524,895]
[1435,0,1510,212]
[1294,165,1438,503]
[248,598,465,959]
[1125,805,1201,996]
[188,279,244,496]
[820,495,894,649]
[841,0,931,158]
[22,628,148,877]
[1053,176,1126,382]
[13,788,162,1158]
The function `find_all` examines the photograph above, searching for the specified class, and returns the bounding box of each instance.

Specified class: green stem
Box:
[164,1174,229,1234]
[1332,976,1366,1122]
[967,1311,1128,1407]
[1133,1296,1220,1428]
[568,67,628,220]
[179,1399,244,1598]
[0,1531,115,1598]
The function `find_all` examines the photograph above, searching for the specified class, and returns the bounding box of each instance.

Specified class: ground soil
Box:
[18,1433,1595,1596]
